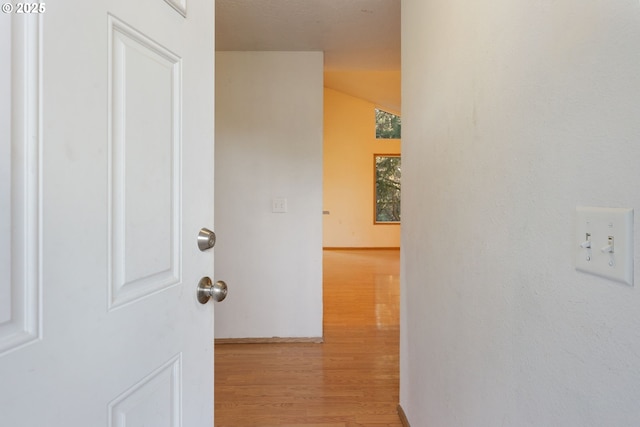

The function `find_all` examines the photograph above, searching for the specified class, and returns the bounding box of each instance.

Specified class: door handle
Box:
[197,277,227,304]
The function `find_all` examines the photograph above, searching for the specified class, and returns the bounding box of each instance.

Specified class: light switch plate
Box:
[272,198,287,213]
[575,206,634,286]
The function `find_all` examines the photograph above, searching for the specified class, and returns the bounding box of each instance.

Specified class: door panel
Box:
[0,0,215,425]
[0,12,41,357]
[108,354,181,427]
[109,15,182,308]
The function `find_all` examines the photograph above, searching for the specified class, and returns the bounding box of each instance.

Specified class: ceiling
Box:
[215,0,401,112]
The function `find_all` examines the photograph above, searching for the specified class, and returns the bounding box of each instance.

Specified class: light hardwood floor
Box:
[215,249,401,427]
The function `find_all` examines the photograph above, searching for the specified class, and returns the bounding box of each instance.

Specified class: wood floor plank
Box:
[215,249,400,426]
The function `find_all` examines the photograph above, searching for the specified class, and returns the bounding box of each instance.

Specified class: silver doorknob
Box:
[197,277,227,304]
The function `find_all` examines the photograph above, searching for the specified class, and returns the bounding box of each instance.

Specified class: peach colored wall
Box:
[323,87,401,248]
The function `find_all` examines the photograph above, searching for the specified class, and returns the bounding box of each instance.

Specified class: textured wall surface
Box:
[214,52,323,339]
[401,1,640,425]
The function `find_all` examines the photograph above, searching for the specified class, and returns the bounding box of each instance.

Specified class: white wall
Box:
[214,51,323,339]
[401,1,640,426]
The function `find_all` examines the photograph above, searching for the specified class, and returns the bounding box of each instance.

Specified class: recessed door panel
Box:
[109,16,182,309]
[109,355,181,427]
[0,16,41,356]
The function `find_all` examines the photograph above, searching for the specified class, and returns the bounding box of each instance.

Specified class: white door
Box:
[0,0,216,425]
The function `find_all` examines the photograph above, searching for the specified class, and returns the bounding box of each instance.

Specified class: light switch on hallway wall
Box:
[272,198,287,213]
[575,206,634,286]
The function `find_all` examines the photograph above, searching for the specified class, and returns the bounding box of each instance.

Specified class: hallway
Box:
[214,249,401,426]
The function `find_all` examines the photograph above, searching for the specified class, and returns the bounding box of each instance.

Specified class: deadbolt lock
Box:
[197,228,216,251]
